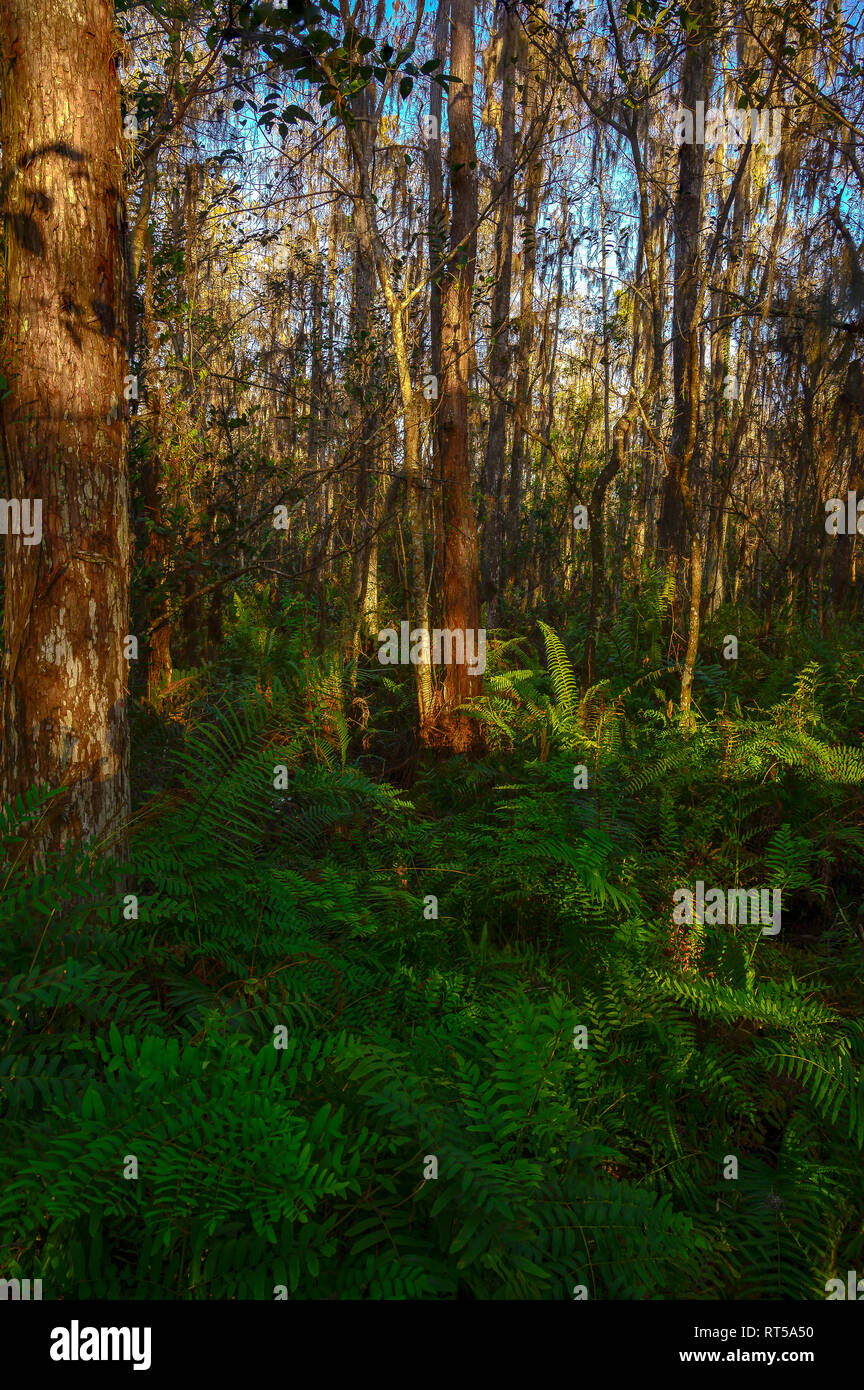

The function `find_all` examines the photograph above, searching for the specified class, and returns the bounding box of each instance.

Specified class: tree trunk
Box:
[142,233,172,697]
[426,0,449,617]
[343,65,433,722]
[679,531,704,723]
[0,0,130,851]
[480,1,517,627]
[434,0,483,751]
[658,3,712,596]
[505,66,544,587]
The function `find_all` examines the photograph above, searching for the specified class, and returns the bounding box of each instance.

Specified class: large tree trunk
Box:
[0,0,130,850]
[434,0,483,751]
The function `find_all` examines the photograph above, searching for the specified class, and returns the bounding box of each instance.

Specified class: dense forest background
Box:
[1,0,864,1300]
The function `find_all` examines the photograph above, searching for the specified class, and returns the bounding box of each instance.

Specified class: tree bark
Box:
[505,66,544,587]
[0,0,130,851]
[434,0,483,750]
[142,232,172,697]
[349,146,433,719]
[480,1,517,627]
[658,2,713,585]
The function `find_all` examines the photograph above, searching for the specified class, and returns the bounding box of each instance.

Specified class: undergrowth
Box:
[2,582,863,1299]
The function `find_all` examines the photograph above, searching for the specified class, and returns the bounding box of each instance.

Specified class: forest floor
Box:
[3,585,864,1298]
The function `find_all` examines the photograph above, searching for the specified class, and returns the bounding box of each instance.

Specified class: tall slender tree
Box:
[435,0,484,750]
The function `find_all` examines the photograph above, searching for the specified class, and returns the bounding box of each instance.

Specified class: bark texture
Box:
[0,0,131,848]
